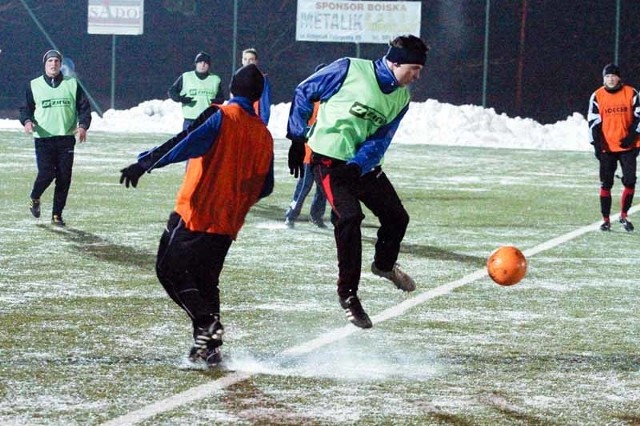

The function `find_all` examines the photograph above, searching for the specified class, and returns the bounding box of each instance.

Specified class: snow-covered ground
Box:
[0,98,589,151]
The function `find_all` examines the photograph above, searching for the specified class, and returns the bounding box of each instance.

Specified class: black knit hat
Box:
[386,35,429,66]
[602,63,621,77]
[230,64,264,102]
[42,49,62,63]
[194,51,211,65]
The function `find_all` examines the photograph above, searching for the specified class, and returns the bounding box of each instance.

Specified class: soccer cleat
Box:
[620,217,634,232]
[599,221,611,231]
[371,262,416,292]
[188,316,224,362]
[339,295,372,329]
[30,199,41,218]
[284,217,294,228]
[51,215,66,227]
[309,217,328,228]
[204,346,223,367]
[183,346,222,370]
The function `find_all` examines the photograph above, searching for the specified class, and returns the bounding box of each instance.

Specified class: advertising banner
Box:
[88,0,144,35]
[296,0,421,44]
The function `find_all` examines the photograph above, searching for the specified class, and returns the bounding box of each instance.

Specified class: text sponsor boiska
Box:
[314,1,408,12]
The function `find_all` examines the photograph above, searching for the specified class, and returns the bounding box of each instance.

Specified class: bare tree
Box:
[162,0,197,16]
[236,0,297,63]
[0,0,20,22]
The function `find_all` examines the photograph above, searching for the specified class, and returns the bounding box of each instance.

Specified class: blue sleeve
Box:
[139,109,223,169]
[286,58,350,140]
[259,76,271,125]
[348,104,409,174]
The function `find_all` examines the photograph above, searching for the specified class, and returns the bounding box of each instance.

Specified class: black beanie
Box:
[194,51,211,65]
[386,45,427,66]
[602,63,621,77]
[42,49,62,63]
[230,64,264,102]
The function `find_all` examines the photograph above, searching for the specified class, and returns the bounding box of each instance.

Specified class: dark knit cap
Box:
[194,51,211,65]
[385,34,429,66]
[42,49,62,63]
[602,63,621,77]
[230,64,264,102]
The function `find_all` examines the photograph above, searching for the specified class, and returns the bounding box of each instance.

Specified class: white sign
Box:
[88,0,144,35]
[296,0,421,44]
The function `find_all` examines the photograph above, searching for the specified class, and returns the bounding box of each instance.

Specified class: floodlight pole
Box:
[614,0,620,64]
[232,0,238,74]
[111,35,117,110]
[482,0,490,108]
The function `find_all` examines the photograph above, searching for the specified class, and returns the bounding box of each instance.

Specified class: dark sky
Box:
[1,0,639,124]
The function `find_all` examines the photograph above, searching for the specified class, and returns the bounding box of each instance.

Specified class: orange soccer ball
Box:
[486,246,527,286]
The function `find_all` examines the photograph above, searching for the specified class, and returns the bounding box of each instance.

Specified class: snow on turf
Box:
[0,98,588,151]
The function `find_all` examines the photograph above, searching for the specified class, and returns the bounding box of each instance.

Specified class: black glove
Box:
[288,138,306,178]
[119,163,146,188]
[179,96,194,104]
[620,132,637,149]
[331,163,361,181]
[591,140,602,160]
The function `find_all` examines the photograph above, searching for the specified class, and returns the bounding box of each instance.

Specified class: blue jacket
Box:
[286,57,409,174]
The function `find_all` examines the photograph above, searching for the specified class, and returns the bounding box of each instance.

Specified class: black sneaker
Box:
[600,221,611,231]
[188,316,224,362]
[51,215,66,227]
[620,217,634,232]
[30,199,41,218]
[205,346,223,367]
[339,295,372,329]
[309,217,328,228]
[371,262,416,292]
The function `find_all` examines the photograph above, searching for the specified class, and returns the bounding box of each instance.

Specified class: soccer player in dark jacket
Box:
[286,35,429,328]
[20,49,92,226]
[120,64,274,368]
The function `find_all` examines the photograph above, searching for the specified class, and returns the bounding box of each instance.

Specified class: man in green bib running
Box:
[169,51,225,131]
[20,49,92,227]
[286,35,429,329]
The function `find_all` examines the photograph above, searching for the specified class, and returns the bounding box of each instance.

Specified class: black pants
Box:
[31,136,75,216]
[313,157,409,299]
[156,212,232,333]
[599,150,637,217]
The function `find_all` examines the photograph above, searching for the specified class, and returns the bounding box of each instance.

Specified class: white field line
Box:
[100,207,637,426]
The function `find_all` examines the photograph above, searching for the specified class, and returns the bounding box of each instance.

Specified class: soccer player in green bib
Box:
[168,51,225,131]
[20,49,92,227]
[286,35,428,329]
